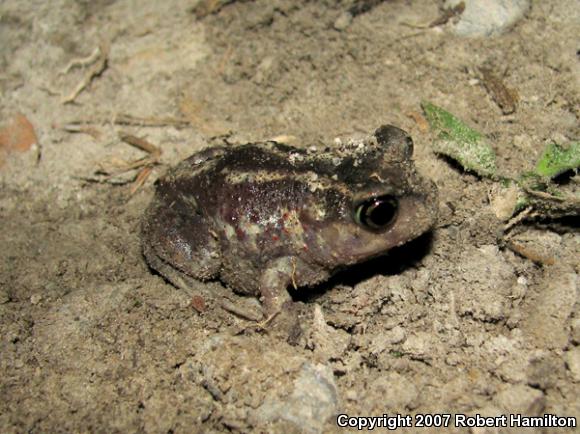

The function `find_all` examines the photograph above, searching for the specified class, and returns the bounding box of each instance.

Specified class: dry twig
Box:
[117,133,162,195]
[64,114,191,129]
[503,207,533,232]
[61,41,110,104]
[86,133,162,195]
[401,1,465,29]
[191,0,237,18]
[505,240,556,266]
[60,46,101,75]
[221,298,262,322]
[428,1,465,27]
[60,123,102,139]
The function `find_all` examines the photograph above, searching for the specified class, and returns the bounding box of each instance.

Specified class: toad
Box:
[142,125,438,318]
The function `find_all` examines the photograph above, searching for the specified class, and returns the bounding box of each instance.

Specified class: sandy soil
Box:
[0,0,578,432]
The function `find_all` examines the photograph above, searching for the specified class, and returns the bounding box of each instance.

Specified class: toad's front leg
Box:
[259,257,297,320]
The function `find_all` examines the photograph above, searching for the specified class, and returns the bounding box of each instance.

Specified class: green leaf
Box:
[422,101,497,177]
[535,141,580,178]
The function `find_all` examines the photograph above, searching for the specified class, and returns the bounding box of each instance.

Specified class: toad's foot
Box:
[259,257,296,319]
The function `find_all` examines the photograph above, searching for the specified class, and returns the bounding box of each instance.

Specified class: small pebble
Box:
[493,384,545,414]
[445,0,530,36]
[334,12,353,31]
[565,347,580,382]
[571,318,580,345]
[256,363,338,433]
[0,290,10,304]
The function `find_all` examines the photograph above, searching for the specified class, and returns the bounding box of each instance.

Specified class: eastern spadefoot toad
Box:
[142,125,438,318]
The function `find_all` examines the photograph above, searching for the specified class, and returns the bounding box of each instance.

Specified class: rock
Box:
[493,384,545,415]
[386,326,407,344]
[489,183,520,221]
[445,0,530,36]
[368,326,407,354]
[255,363,338,434]
[571,317,580,345]
[402,331,435,362]
[333,12,353,31]
[564,347,580,382]
[0,289,9,304]
[454,245,515,322]
[526,352,565,390]
[306,305,350,362]
[367,372,419,410]
[521,265,577,350]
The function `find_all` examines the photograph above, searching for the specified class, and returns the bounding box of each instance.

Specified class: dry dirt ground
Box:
[1,0,579,433]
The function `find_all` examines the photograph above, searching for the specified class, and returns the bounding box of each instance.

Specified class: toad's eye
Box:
[354,195,399,230]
